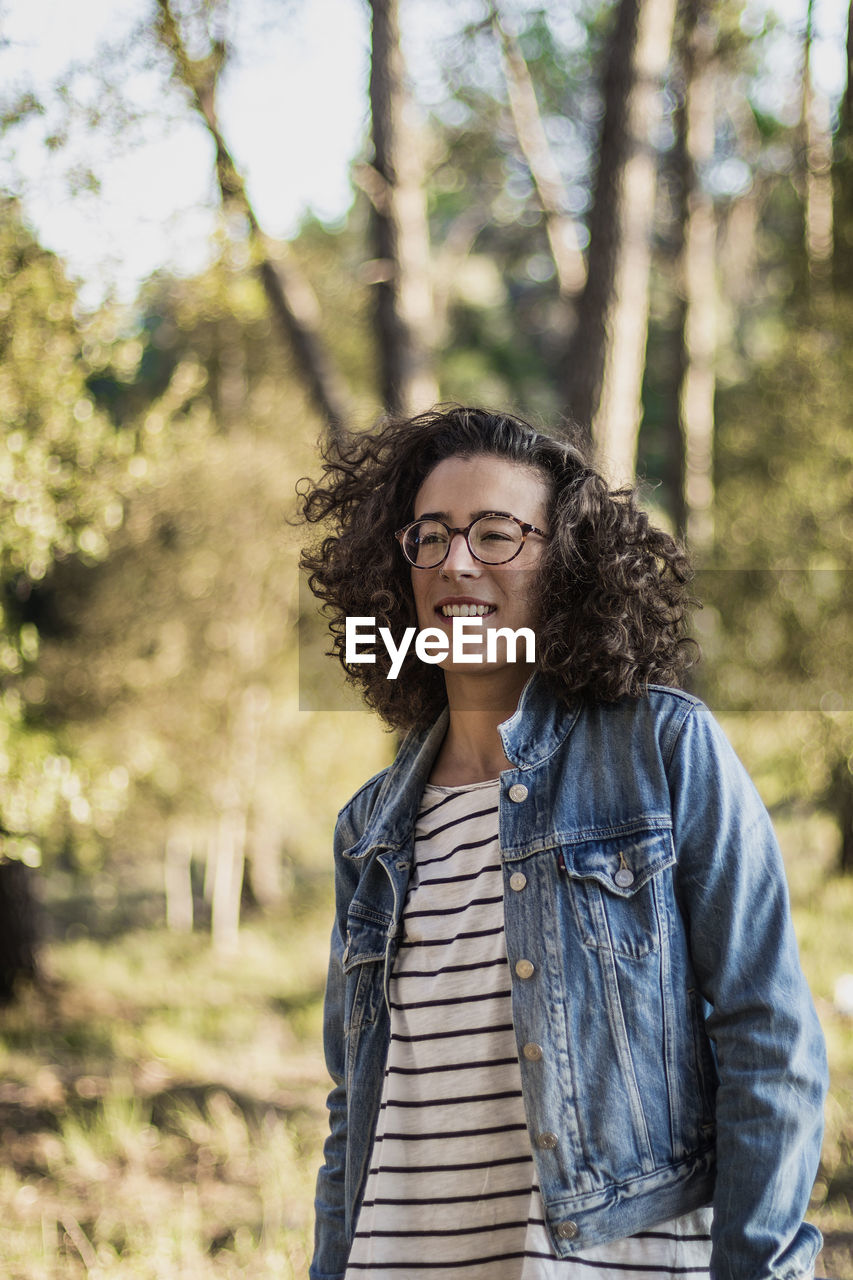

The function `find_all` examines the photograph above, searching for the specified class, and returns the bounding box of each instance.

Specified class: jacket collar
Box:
[499,670,581,767]
[343,672,580,860]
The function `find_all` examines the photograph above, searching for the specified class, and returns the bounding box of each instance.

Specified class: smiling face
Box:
[409,453,551,681]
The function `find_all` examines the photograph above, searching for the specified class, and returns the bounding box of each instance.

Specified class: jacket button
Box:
[556,1220,579,1240]
[614,867,635,888]
[515,959,535,979]
[509,871,527,891]
[522,1042,543,1061]
[508,783,528,803]
[536,1131,558,1149]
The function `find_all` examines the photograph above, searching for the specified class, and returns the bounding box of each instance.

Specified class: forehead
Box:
[413,454,550,520]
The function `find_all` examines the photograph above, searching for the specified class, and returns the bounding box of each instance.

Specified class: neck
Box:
[429,666,532,785]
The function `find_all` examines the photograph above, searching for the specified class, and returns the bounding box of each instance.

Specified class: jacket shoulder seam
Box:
[645,683,703,707]
[641,687,705,769]
[662,698,703,770]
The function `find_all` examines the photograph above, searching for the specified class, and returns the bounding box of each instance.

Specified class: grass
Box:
[1,811,852,1279]
[1,887,331,1280]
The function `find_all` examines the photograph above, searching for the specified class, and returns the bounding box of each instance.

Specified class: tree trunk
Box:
[676,1,717,555]
[830,755,853,876]
[367,0,438,416]
[209,683,269,951]
[847,0,853,138]
[0,860,41,1001]
[154,0,352,442]
[564,0,677,481]
[164,826,194,933]
[489,4,586,298]
[834,0,853,288]
[210,802,247,954]
[799,0,834,282]
[659,184,687,534]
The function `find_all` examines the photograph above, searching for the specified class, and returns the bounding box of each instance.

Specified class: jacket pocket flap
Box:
[561,827,674,897]
[342,907,389,970]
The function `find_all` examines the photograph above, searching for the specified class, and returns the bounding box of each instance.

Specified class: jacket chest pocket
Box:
[559,827,675,959]
[342,909,388,1031]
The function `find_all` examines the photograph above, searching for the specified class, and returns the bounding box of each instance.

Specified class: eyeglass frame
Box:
[394,512,550,569]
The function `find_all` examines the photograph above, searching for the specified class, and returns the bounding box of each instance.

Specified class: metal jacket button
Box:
[614,851,634,888]
[522,1042,543,1061]
[515,959,535,979]
[508,783,528,803]
[556,1220,579,1240]
[536,1131,558,1149]
[509,871,527,891]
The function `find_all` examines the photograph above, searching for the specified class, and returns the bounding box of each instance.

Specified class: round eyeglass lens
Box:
[403,520,449,567]
[469,515,524,563]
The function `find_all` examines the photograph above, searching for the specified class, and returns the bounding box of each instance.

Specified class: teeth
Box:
[440,603,495,617]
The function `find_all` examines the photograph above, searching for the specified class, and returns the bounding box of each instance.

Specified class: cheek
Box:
[507,570,542,627]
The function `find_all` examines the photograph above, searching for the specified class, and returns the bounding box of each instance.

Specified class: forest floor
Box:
[1,812,852,1279]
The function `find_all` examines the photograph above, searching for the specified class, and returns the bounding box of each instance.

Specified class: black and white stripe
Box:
[345,779,713,1279]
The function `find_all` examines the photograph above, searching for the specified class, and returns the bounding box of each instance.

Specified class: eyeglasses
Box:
[395,513,549,569]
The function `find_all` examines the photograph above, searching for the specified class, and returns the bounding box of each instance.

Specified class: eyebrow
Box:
[414,509,516,522]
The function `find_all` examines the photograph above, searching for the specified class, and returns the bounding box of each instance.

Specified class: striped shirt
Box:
[344,778,714,1279]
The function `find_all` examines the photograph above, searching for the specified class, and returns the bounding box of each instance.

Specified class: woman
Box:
[299,406,827,1280]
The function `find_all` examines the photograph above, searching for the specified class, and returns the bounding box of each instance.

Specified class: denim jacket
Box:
[311,676,827,1280]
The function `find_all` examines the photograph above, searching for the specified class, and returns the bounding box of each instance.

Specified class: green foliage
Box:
[0,200,130,582]
[713,290,852,617]
[1,208,390,886]
[22,250,390,891]
[693,293,853,850]
[0,200,149,864]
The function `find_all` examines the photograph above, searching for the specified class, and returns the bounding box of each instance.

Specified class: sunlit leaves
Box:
[0,200,153,859]
[0,201,128,583]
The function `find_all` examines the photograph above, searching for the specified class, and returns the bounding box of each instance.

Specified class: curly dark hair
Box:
[297,405,696,730]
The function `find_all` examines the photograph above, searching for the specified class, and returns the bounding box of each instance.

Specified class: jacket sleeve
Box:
[310,804,359,1280]
[668,701,827,1280]
[309,912,349,1280]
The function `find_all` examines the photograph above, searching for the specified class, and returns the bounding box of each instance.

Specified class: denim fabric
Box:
[310,676,828,1280]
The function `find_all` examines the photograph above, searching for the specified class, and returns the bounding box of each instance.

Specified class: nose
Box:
[441,531,480,574]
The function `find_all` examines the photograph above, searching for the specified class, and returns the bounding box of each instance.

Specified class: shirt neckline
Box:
[422,777,501,794]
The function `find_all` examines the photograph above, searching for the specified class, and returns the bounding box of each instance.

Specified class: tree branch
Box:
[154,0,352,442]
[488,4,587,298]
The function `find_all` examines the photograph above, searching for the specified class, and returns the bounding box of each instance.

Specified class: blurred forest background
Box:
[1,0,852,1275]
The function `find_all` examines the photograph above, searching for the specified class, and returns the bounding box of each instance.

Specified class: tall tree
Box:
[675,0,717,554]
[799,0,834,282]
[153,0,352,440]
[565,0,677,481]
[365,0,438,415]
[833,0,853,288]
[488,3,587,301]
